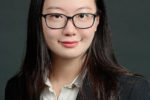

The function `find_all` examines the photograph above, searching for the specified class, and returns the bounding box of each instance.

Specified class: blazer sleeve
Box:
[5,76,20,100]
[5,74,28,100]
[117,76,150,100]
[129,77,150,100]
[5,78,17,100]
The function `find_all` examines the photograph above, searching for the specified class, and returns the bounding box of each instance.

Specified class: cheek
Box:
[42,20,62,51]
[42,29,61,54]
[80,18,99,40]
[42,19,60,40]
[80,28,95,41]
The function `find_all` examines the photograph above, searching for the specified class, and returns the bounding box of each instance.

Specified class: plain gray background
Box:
[0,0,150,99]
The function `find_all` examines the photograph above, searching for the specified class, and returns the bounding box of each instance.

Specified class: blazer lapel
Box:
[76,75,94,100]
[76,75,123,100]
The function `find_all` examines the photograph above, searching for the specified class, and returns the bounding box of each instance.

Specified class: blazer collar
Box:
[76,75,121,100]
[76,75,94,100]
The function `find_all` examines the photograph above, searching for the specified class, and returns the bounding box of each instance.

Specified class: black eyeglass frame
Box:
[41,13,98,29]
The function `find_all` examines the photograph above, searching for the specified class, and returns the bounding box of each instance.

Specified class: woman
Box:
[5,0,150,100]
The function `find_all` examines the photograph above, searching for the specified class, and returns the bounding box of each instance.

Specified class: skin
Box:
[42,0,99,98]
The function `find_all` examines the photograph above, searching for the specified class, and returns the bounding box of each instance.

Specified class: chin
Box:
[61,54,83,59]
[53,51,86,60]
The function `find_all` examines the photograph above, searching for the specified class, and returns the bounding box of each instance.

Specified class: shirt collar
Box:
[44,69,87,89]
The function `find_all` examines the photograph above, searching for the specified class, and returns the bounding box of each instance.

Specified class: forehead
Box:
[43,0,97,13]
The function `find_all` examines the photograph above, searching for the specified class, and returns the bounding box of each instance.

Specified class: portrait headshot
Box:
[0,0,150,100]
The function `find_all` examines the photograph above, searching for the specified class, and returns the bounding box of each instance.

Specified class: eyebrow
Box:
[46,6,92,12]
[46,7,65,11]
[76,7,92,11]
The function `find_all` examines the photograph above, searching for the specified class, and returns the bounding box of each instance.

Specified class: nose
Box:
[62,19,77,36]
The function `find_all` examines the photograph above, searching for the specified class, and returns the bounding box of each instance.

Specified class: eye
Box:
[78,13,88,18]
[51,14,63,18]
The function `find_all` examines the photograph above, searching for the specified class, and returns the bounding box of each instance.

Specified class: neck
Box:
[50,55,85,84]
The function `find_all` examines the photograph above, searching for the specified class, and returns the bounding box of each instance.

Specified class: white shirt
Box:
[40,75,82,100]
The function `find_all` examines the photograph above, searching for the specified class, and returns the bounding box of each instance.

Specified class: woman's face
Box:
[42,0,99,59]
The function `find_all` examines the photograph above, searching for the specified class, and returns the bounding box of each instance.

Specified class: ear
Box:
[94,16,100,32]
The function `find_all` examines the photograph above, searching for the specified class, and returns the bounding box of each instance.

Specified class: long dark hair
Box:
[19,0,134,100]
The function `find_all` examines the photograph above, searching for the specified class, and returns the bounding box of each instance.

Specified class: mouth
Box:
[59,41,79,48]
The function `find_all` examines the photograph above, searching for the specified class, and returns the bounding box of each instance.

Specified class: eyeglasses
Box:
[41,13,98,29]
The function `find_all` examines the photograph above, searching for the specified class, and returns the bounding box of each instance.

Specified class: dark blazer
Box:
[5,74,150,100]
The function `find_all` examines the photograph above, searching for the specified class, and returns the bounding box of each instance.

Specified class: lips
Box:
[60,41,79,48]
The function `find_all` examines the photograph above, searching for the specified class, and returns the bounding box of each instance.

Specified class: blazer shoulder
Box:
[5,73,27,100]
[117,75,150,100]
